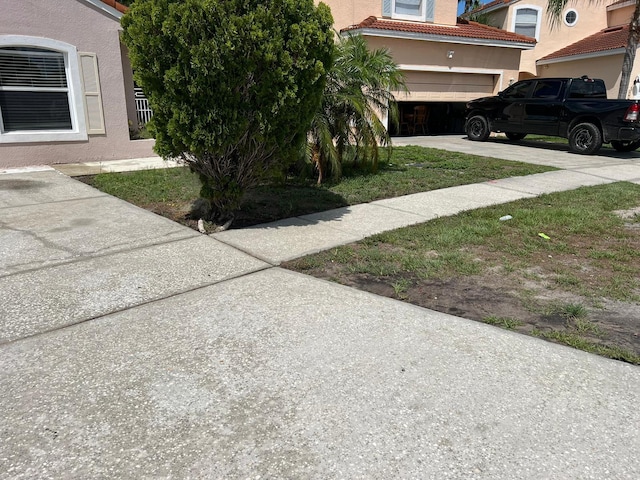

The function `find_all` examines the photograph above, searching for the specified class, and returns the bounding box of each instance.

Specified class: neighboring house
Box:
[0,0,154,169]
[319,0,536,134]
[473,0,640,98]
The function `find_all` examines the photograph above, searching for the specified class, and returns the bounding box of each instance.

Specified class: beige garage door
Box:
[399,71,496,102]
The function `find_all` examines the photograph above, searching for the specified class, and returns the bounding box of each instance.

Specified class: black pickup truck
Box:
[465,76,640,154]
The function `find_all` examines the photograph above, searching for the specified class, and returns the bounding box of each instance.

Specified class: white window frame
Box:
[0,35,87,144]
[511,5,542,41]
[392,0,427,22]
[563,8,579,27]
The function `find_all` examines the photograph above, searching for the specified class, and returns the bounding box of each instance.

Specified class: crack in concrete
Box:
[0,230,199,279]
[0,219,79,273]
[0,263,275,348]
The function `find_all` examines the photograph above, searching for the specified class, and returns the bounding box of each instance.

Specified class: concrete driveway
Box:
[394,134,640,169]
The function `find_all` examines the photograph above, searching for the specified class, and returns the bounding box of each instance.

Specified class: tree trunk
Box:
[617,1,640,99]
[312,144,324,185]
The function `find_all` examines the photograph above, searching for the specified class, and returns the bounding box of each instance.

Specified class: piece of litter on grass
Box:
[499,215,512,221]
[538,232,551,240]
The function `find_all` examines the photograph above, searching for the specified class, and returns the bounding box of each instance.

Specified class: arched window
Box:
[0,36,89,143]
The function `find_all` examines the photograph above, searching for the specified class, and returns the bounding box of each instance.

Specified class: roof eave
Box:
[537,47,626,65]
[343,27,535,50]
[607,0,636,12]
[471,0,519,16]
[82,0,124,20]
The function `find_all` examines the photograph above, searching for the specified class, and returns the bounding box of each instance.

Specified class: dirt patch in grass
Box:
[283,201,640,365]
[288,263,640,364]
[303,268,640,363]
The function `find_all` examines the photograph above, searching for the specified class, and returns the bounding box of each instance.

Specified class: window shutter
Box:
[382,0,392,18]
[426,0,435,22]
[78,52,105,135]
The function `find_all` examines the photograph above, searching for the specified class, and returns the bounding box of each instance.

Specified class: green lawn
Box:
[88,146,554,227]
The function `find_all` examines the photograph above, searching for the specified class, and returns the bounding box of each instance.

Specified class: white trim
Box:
[563,8,579,27]
[391,0,427,22]
[537,48,627,65]
[397,64,505,91]
[607,0,635,12]
[0,35,88,144]
[511,5,542,41]
[348,28,535,49]
[80,0,123,20]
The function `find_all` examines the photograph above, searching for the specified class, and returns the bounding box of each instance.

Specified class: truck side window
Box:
[501,81,532,99]
[569,80,607,99]
[532,80,563,99]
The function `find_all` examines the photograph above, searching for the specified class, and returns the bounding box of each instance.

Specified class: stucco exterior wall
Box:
[120,42,140,131]
[608,2,635,27]
[541,54,640,99]
[317,1,525,104]
[365,36,522,100]
[485,0,608,76]
[320,0,457,31]
[433,1,457,26]
[319,0,382,30]
[0,0,155,168]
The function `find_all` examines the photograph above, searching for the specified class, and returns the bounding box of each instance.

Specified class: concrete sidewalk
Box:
[213,165,640,264]
[1,149,640,478]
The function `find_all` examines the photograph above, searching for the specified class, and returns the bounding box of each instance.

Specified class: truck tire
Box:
[610,139,640,152]
[568,122,602,155]
[466,115,490,141]
[505,132,527,141]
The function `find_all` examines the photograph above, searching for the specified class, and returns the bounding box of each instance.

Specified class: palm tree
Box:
[308,34,406,184]
[462,0,482,14]
[547,0,640,99]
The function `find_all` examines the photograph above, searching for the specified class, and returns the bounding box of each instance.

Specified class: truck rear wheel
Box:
[568,122,602,155]
[610,140,640,152]
[505,132,527,141]
[466,115,490,141]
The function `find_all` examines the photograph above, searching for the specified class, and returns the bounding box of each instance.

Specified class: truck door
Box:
[492,80,532,133]
[522,79,565,136]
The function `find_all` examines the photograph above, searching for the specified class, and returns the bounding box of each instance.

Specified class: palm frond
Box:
[307,33,406,181]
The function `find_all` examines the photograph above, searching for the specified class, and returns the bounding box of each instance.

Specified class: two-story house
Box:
[473,0,640,98]
[318,0,536,134]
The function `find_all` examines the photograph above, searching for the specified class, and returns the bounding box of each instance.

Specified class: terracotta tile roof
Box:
[100,0,128,14]
[471,0,517,14]
[538,24,629,61]
[342,16,536,45]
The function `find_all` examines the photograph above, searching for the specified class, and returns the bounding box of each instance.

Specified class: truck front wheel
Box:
[466,115,490,141]
[569,122,602,154]
[610,139,640,152]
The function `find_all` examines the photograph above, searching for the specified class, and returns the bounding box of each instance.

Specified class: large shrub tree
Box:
[121,0,334,225]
